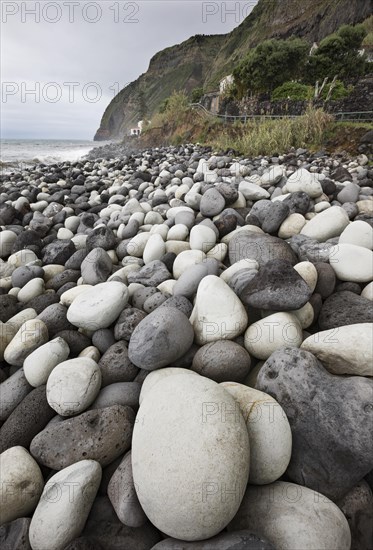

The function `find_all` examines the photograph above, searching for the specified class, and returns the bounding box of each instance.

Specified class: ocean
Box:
[0,138,110,172]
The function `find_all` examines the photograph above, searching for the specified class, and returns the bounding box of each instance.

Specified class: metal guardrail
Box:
[191,103,373,123]
[334,111,373,122]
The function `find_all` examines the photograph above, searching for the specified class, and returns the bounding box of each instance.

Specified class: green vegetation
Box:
[319,80,353,100]
[306,25,367,82]
[209,107,333,156]
[272,82,314,101]
[142,100,334,157]
[151,91,191,127]
[233,38,309,97]
[232,24,367,99]
[191,87,204,103]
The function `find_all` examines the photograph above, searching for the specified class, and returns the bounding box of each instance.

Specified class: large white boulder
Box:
[132,374,250,541]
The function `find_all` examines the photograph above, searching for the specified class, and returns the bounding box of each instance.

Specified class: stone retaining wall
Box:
[200,75,373,118]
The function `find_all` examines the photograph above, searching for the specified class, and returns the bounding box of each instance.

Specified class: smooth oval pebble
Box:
[192,341,251,382]
[190,276,248,345]
[286,168,323,198]
[244,312,302,360]
[293,261,318,292]
[173,250,206,279]
[0,230,17,258]
[221,382,292,484]
[132,374,250,540]
[0,446,44,526]
[108,451,147,528]
[228,481,351,550]
[339,220,373,250]
[189,225,217,252]
[301,323,373,376]
[329,244,373,283]
[4,319,49,367]
[59,285,93,307]
[17,278,45,303]
[128,307,194,370]
[29,460,102,550]
[47,357,102,416]
[143,233,166,264]
[67,281,128,330]
[24,337,70,387]
[301,205,349,242]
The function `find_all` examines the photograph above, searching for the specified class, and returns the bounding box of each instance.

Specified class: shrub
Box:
[191,87,204,103]
[233,37,309,97]
[306,24,367,82]
[320,80,353,100]
[272,82,314,101]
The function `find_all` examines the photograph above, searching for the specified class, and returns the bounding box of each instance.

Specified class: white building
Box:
[129,121,144,136]
[219,75,234,95]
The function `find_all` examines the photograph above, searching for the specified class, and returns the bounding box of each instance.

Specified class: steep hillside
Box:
[204,0,373,89]
[94,0,372,140]
[94,34,222,140]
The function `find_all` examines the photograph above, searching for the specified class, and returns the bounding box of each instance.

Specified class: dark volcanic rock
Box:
[11,266,45,288]
[152,531,275,549]
[240,259,312,310]
[229,232,297,267]
[0,385,55,452]
[0,294,20,322]
[54,330,91,356]
[256,347,373,500]
[319,291,373,330]
[127,260,171,287]
[99,341,139,386]
[81,496,161,550]
[30,405,135,469]
[42,239,76,265]
[86,226,117,252]
[314,262,336,298]
[114,308,147,341]
[37,303,73,337]
[261,202,290,234]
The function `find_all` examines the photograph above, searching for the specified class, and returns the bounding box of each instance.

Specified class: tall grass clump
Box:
[210,106,333,156]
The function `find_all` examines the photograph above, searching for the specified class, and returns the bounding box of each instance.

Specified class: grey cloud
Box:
[1,0,257,138]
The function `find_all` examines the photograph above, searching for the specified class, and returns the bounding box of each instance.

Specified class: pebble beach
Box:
[0,142,372,550]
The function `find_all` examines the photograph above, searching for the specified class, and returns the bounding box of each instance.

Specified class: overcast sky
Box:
[1,0,258,140]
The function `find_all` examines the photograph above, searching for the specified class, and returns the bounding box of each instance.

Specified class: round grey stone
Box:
[192,340,251,382]
[200,188,225,217]
[128,307,194,370]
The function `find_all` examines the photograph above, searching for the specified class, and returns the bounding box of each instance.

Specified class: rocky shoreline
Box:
[0,144,372,550]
